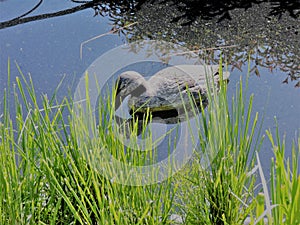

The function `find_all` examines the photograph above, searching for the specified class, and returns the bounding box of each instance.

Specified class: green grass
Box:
[0,60,299,224]
[172,64,260,224]
[268,127,300,225]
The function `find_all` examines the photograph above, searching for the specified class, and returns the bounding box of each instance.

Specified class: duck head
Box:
[114,71,147,110]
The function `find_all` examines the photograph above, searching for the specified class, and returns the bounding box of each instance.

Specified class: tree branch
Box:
[0,1,95,29]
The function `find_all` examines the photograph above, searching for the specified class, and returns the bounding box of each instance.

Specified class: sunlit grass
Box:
[172,63,261,224]
[0,60,299,224]
[268,127,300,225]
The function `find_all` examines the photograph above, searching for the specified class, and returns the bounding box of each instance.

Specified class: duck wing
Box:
[128,65,229,113]
[148,64,226,95]
[148,66,197,97]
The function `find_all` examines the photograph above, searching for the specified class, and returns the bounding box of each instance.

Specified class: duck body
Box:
[115,65,229,114]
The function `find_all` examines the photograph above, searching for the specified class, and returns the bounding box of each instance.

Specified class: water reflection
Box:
[0,1,100,29]
[124,1,299,86]
[1,0,298,87]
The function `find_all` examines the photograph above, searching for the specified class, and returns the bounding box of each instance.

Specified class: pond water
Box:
[0,0,299,178]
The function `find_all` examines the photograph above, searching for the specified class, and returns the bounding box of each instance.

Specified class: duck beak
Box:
[114,77,123,110]
[115,77,122,97]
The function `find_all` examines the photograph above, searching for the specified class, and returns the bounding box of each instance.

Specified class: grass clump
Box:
[0,60,299,225]
[173,65,260,224]
[268,128,300,225]
[0,62,175,224]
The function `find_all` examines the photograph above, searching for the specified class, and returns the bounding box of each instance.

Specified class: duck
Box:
[114,64,230,115]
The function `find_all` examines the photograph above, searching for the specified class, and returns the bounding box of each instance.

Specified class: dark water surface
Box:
[1,0,299,176]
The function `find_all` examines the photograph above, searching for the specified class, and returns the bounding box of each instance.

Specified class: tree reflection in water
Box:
[1,0,298,86]
[123,0,300,87]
